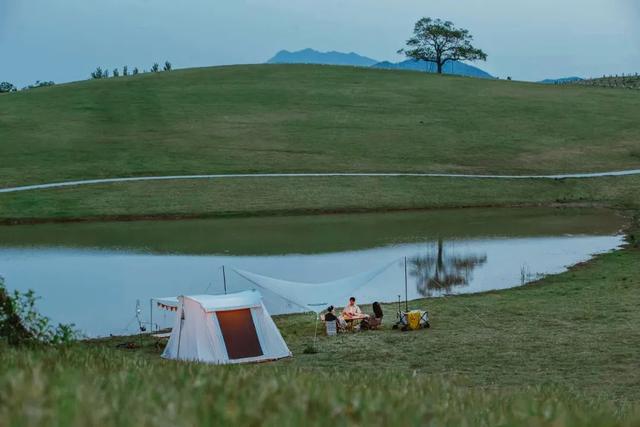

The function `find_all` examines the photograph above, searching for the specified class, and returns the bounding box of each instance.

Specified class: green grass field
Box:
[1,64,640,190]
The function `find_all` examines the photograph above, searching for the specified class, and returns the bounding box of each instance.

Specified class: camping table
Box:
[344,315,368,332]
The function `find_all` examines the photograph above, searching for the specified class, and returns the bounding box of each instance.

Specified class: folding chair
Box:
[325,320,338,336]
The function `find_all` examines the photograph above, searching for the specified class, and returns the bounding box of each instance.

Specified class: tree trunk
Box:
[437,61,443,74]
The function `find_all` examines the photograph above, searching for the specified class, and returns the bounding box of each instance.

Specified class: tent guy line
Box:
[2,169,640,194]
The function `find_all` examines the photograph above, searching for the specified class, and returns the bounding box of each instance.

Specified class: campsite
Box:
[2,2,640,426]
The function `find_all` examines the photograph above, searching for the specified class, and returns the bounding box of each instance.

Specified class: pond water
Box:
[0,208,626,337]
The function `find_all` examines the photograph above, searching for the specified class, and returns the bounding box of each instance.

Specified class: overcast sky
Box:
[1,0,638,87]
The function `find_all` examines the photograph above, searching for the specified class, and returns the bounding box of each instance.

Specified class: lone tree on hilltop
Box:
[398,17,487,74]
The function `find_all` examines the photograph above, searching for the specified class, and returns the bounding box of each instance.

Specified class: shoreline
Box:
[85,220,637,344]
[0,201,615,226]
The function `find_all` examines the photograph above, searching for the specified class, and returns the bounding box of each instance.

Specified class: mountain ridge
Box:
[266,48,493,79]
[267,48,378,67]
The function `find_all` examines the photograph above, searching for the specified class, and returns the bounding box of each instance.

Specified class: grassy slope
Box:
[1,64,640,189]
[2,240,639,426]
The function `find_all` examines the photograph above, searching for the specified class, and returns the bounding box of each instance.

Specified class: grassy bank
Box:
[1,175,639,223]
[1,64,640,188]
[1,236,639,426]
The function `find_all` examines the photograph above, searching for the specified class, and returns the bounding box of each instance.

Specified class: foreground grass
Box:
[3,346,638,427]
[1,240,639,426]
[1,64,640,187]
[1,175,639,223]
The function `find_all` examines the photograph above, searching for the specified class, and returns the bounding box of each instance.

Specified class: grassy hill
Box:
[1,64,640,189]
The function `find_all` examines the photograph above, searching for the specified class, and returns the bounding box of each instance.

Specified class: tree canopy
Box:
[399,18,487,74]
[0,82,17,93]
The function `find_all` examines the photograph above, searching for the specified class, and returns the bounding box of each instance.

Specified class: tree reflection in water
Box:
[409,239,487,296]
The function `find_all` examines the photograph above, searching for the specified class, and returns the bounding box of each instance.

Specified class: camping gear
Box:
[362,301,384,330]
[407,311,422,330]
[325,320,337,336]
[230,262,396,313]
[162,290,291,364]
[394,308,430,331]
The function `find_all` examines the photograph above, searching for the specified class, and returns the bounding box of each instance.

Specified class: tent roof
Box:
[231,261,395,313]
[182,290,262,312]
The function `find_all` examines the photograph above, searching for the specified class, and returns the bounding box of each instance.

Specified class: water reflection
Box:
[410,239,487,296]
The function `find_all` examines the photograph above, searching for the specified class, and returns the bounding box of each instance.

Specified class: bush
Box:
[150,63,160,73]
[90,67,104,79]
[0,81,17,93]
[0,277,77,346]
[163,61,172,71]
[23,81,55,90]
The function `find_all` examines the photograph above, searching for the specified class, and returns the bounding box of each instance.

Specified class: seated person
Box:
[341,296,367,319]
[323,305,338,321]
[323,305,346,329]
[361,301,383,330]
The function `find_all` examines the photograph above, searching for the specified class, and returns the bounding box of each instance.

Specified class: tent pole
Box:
[404,256,409,312]
[222,265,227,295]
[313,313,319,350]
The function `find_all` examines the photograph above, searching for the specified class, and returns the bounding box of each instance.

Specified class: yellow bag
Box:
[407,310,422,330]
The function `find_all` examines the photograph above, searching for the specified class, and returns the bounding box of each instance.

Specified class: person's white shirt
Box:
[342,302,362,317]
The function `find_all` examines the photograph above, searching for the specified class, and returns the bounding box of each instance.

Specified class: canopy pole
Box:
[222,265,227,295]
[404,256,409,312]
[313,313,319,350]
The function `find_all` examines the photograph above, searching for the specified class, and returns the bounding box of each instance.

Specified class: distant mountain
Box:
[372,59,493,79]
[539,77,584,84]
[267,48,494,79]
[267,48,379,67]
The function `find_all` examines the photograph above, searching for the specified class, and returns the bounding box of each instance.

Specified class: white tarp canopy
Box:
[162,290,291,364]
[230,261,395,313]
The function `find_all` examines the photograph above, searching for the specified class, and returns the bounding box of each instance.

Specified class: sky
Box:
[1,0,638,87]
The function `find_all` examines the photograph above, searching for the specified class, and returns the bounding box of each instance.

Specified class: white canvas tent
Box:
[162,290,291,364]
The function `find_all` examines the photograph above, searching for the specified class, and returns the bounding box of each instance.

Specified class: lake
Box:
[0,208,626,337]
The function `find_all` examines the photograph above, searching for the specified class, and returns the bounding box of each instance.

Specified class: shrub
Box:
[23,81,55,90]
[0,277,78,346]
[0,81,17,93]
[163,61,172,71]
[90,67,104,79]
[150,63,160,72]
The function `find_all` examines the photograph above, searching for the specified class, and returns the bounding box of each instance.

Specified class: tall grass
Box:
[0,344,637,427]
